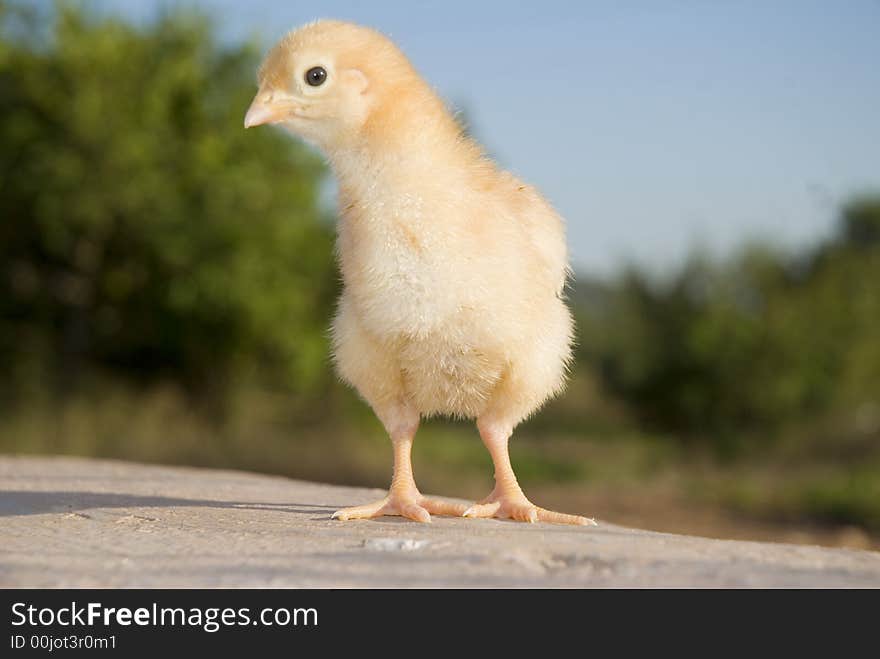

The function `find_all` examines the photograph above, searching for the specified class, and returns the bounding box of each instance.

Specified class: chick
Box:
[245,20,594,525]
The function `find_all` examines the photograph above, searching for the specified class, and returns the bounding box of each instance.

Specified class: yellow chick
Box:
[246,20,593,525]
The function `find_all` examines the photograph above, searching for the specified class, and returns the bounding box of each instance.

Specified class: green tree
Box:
[0,3,337,400]
[840,197,880,249]
[579,196,880,446]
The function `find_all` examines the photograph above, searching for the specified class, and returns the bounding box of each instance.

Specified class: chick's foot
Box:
[463,488,596,526]
[332,491,467,523]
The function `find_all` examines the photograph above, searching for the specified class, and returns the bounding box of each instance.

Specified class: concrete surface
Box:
[1,456,879,588]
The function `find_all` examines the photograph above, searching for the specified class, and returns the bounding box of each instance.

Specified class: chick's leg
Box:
[464,419,596,526]
[332,404,467,523]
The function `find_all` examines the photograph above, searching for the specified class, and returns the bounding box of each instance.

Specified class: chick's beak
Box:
[244,93,291,128]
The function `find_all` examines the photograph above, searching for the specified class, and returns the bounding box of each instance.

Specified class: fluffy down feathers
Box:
[250,20,573,428]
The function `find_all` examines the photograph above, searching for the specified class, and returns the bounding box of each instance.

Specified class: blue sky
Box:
[97,1,879,275]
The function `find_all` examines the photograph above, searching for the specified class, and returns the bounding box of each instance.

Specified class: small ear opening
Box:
[342,68,368,94]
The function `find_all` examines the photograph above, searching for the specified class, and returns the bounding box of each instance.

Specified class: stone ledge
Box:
[2,456,878,587]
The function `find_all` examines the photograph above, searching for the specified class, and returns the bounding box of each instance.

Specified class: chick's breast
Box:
[333,168,573,422]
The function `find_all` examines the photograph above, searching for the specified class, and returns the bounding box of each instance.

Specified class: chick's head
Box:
[244,20,418,149]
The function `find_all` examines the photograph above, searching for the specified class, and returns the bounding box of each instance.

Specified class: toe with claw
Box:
[332,489,467,523]
[463,488,596,526]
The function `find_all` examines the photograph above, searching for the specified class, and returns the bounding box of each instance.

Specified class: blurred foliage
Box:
[577,197,880,446]
[0,3,878,539]
[0,2,336,404]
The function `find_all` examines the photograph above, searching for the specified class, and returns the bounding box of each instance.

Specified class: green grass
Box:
[1,383,879,538]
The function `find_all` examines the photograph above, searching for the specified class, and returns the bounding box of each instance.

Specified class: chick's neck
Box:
[326,87,483,201]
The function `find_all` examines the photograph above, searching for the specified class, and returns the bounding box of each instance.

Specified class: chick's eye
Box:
[305,66,327,87]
